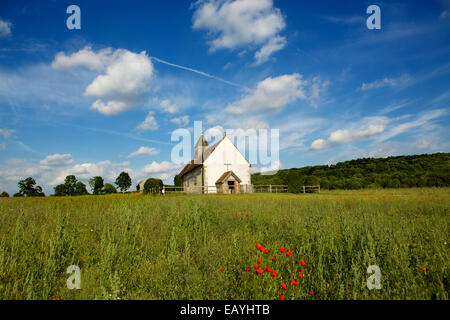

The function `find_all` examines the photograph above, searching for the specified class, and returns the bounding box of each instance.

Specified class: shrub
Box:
[104,183,117,194]
[143,178,164,195]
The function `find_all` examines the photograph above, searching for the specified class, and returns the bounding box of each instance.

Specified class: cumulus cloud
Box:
[160,99,179,114]
[40,153,74,166]
[137,111,159,131]
[0,155,132,195]
[52,46,113,71]
[225,73,307,115]
[50,160,131,186]
[311,121,386,150]
[171,115,190,126]
[142,161,181,174]
[52,46,154,115]
[0,19,12,38]
[192,0,286,64]
[128,146,160,158]
[139,161,183,182]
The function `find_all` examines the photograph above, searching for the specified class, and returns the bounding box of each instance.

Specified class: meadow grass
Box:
[0,188,448,300]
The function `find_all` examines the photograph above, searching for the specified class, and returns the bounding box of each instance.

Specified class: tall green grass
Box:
[0,188,448,300]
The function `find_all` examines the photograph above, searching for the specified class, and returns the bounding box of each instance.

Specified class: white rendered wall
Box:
[204,136,251,192]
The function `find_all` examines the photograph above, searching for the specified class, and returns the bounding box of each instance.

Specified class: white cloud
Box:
[128,146,160,158]
[0,156,132,195]
[254,35,286,65]
[137,111,159,131]
[160,99,179,114]
[192,0,286,64]
[51,46,113,71]
[0,19,12,38]
[130,161,182,184]
[52,47,154,115]
[440,10,449,19]
[142,161,181,174]
[225,73,307,115]
[361,74,411,91]
[311,120,386,150]
[251,160,282,175]
[50,160,131,186]
[171,115,190,126]
[376,109,446,143]
[40,153,74,166]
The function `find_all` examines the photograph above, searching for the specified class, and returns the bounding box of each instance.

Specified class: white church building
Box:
[178,134,252,194]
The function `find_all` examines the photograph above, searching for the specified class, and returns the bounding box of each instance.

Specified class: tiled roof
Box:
[215,170,242,184]
[178,136,225,177]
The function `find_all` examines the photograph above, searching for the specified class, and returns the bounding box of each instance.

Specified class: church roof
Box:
[178,160,202,177]
[178,136,225,177]
[215,171,242,184]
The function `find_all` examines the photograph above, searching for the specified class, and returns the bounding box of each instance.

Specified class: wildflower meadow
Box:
[0,188,448,300]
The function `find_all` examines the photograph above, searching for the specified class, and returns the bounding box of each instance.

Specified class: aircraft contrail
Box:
[150,56,249,90]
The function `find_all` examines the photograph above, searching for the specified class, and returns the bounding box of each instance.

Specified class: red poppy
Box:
[279,248,286,253]
[300,260,306,266]
[255,244,261,249]
[246,267,251,272]
[264,249,270,254]
[286,251,293,257]
[244,209,247,212]
[271,271,278,278]
[297,268,303,273]
[280,283,287,290]
[257,258,262,263]
[278,295,285,300]
[254,264,259,269]
[267,267,273,273]
[259,246,265,252]
[298,273,303,279]
[420,265,426,271]
[257,268,264,275]
[218,266,224,272]
[290,279,299,286]
[309,290,314,295]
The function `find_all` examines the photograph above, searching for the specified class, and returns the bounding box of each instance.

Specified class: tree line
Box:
[251,153,450,193]
[0,171,133,197]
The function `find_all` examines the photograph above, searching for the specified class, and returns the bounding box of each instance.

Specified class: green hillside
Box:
[251,153,450,192]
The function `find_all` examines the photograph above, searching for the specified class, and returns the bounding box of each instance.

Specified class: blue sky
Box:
[0,0,449,195]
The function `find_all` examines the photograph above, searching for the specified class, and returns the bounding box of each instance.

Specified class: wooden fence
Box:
[150,184,320,194]
[162,184,288,194]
